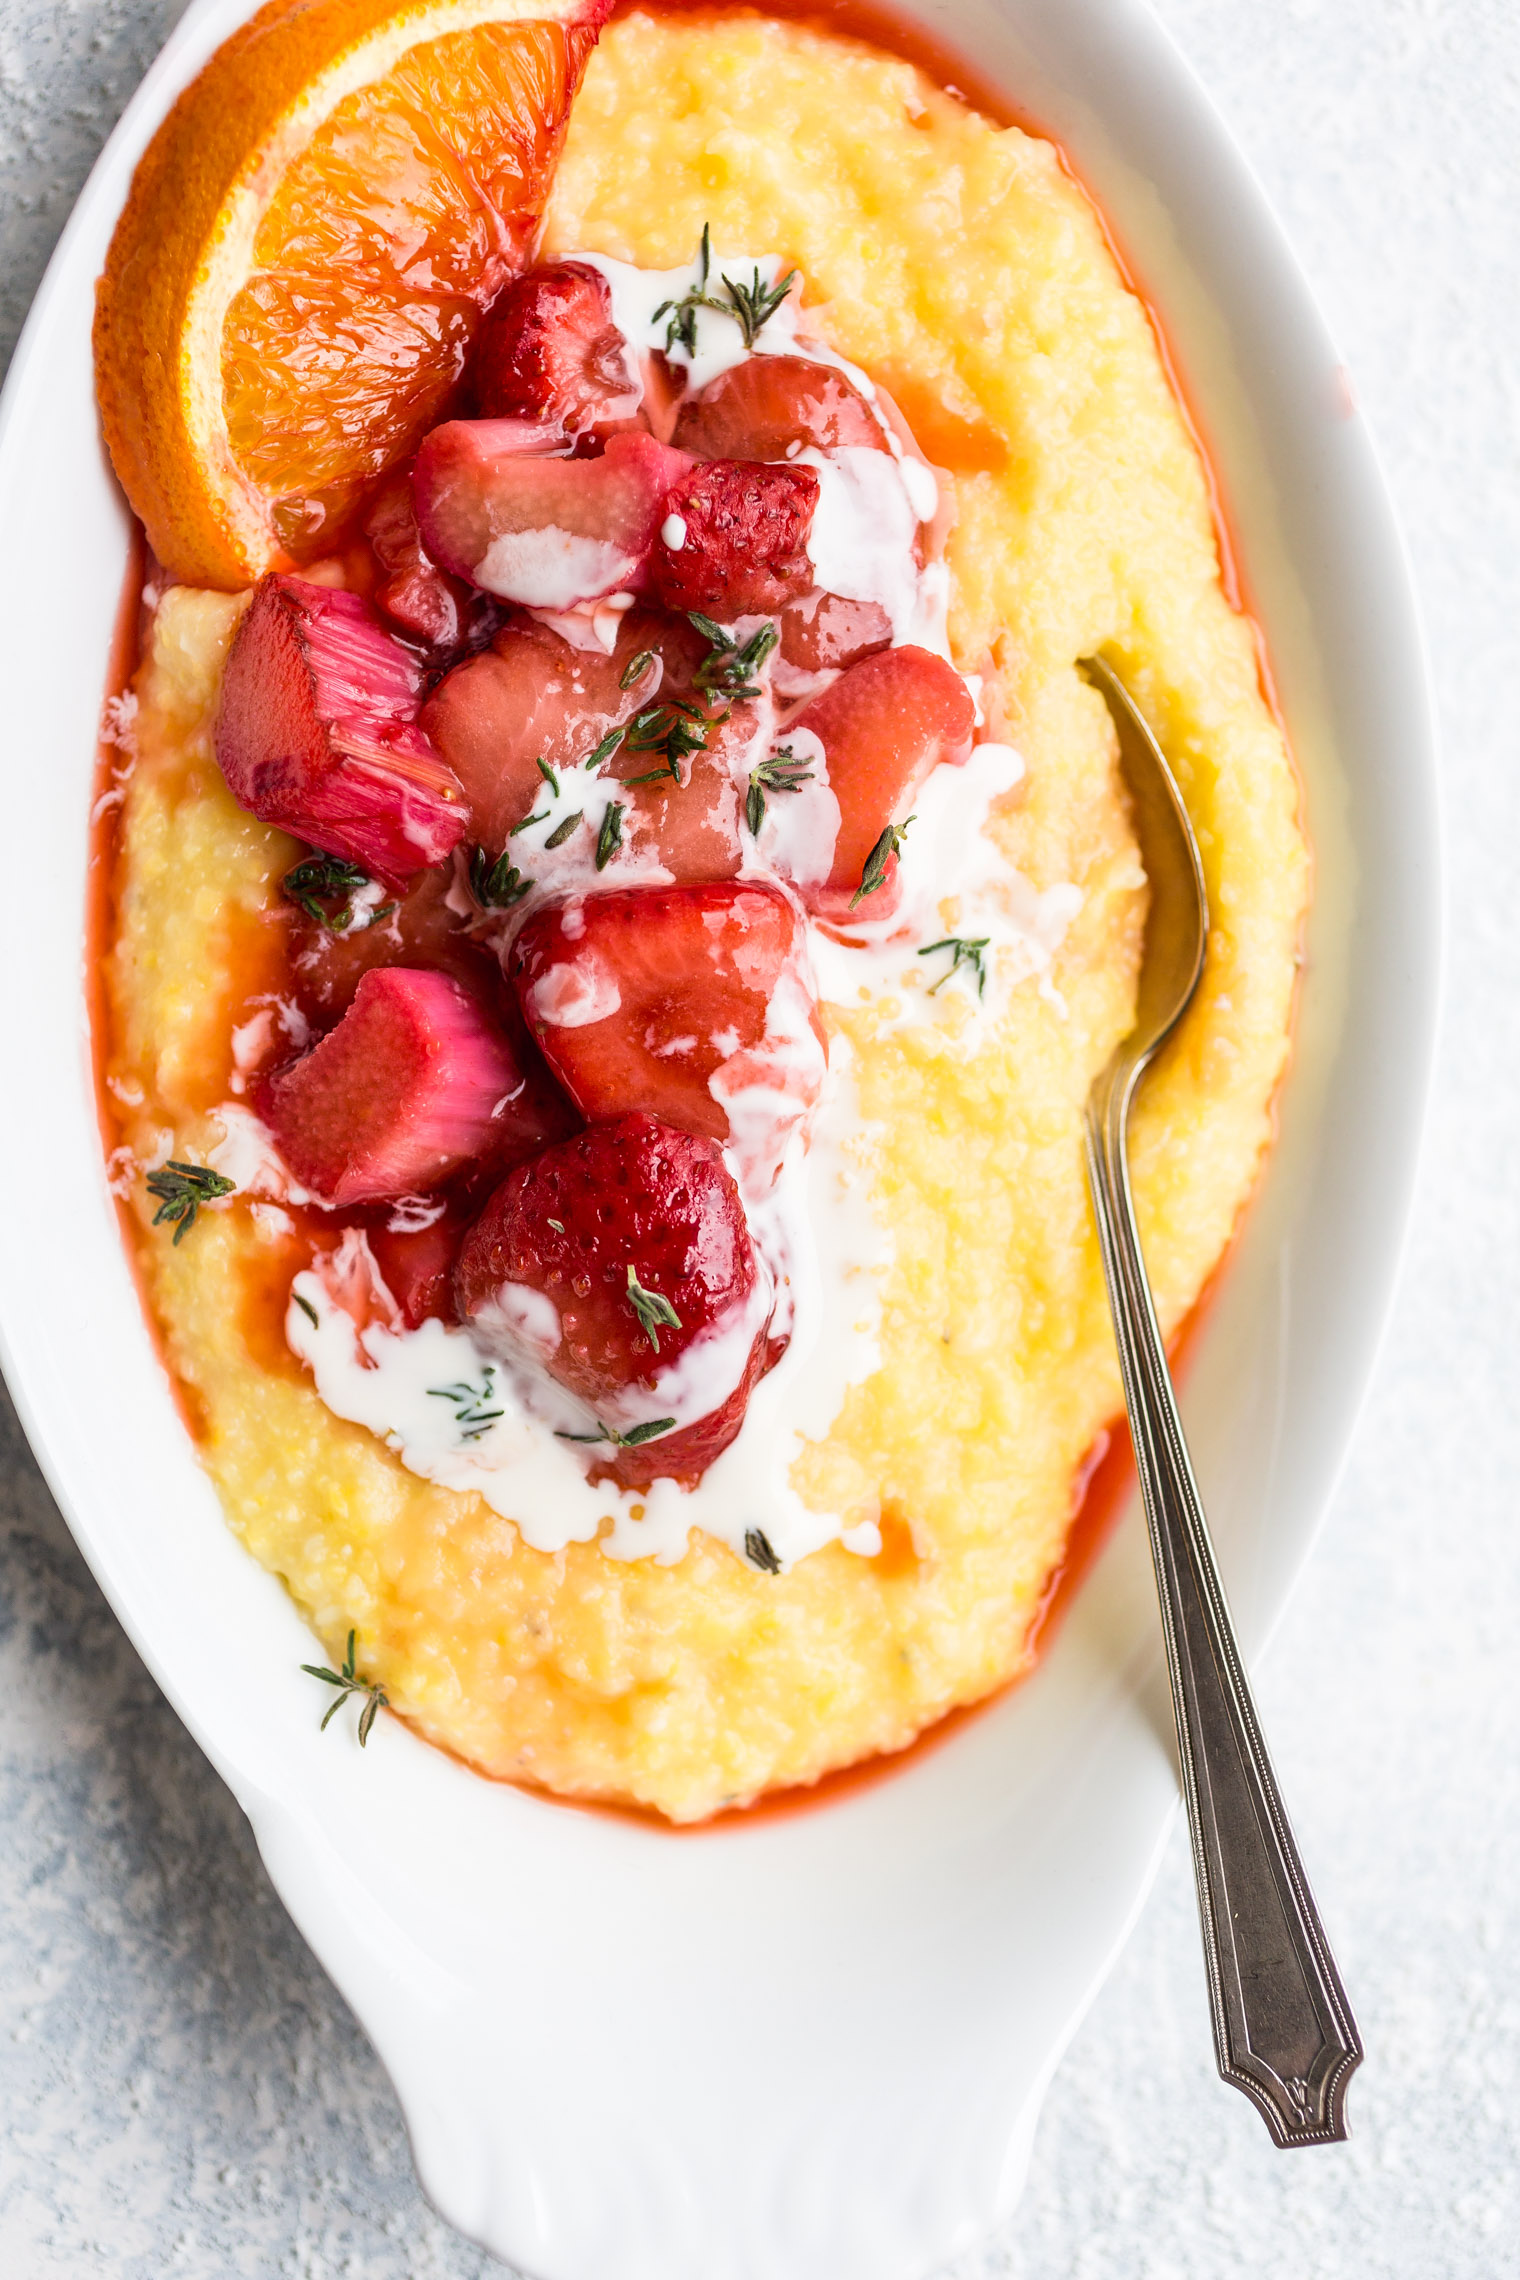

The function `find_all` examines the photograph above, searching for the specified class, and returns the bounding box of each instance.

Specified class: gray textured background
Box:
[2,0,1515,2271]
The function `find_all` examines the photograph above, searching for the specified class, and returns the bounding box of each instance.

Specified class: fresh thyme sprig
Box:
[718,261,801,350]
[281,853,395,933]
[653,224,800,355]
[918,934,991,997]
[556,1416,678,1448]
[619,648,657,691]
[302,1629,388,1746]
[596,802,625,869]
[469,845,531,908]
[427,1369,503,1443]
[851,815,915,910]
[689,614,779,700]
[744,1528,782,1574]
[745,744,814,836]
[626,1265,682,1351]
[622,697,715,787]
[146,1160,235,1244]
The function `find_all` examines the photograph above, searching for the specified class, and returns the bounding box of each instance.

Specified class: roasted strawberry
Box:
[613,706,751,883]
[672,353,889,460]
[777,589,892,674]
[261,968,526,1207]
[421,609,723,851]
[788,645,976,923]
[455,1112,770,1482]
[649,460,818,617]
[363,472,469,648]
[469,261,641,438]
[366,1211,465,1329]
[511,882,826,1182]
[216,576,468,888]
[414,424,690,608]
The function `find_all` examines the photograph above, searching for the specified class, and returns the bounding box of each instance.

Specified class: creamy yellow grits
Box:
[102,10,1307,1822]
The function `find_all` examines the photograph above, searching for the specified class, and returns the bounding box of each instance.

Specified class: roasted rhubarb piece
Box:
[363,472,469,648]
[511,882,826,1181]
[672,352,888,460]
[649,459,818,617]
[468,261,641,437]
[216,575,468,887]
[414,424,689,607]
[788,645,976,923]
[456,1112,770,1484]
[261,967,526,1206]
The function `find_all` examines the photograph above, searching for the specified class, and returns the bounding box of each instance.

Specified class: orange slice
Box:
[95,0,609,588]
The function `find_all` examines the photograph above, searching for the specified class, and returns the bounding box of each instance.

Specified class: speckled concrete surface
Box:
[1,1,1515,2272]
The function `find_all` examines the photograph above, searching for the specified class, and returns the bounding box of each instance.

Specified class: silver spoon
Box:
[1079,653,1362,2145]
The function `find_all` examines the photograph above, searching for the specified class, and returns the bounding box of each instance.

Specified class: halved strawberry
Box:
[455,1111,768,1484]
[468,261,642,438]
[510,882,826,1180]
[613,704,753,883]
[363,472,469,648]
[789,645,976,923]
[422,612,652,845]
[261,967,527,1207]
[216,576,468,888]
[649,460,818,618]
[777,589,892,674]
[366,1211,465,1329]
[414,425,690,608]
[672,353,888,460]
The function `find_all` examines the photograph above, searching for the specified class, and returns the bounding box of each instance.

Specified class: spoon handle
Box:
[1083,1078,1362,2145]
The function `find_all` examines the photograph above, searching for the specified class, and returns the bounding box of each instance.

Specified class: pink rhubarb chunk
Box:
[216,575,468,888]
[413,423,690,608]
[261,968,526,1207]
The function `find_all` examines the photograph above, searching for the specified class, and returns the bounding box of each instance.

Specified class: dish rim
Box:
[0,0,1440,2272]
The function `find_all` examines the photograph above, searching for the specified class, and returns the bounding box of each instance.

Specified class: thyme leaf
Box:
[281,853,394,933]
[744,1528,783,1574]
[918,934,991,998]
[619,648,657,691]
[427,1368,503,1443]
[595,802,625,869]
[302,1629,388,1745]
[535,755,559,791]
[850,815,915,910]
[292,1291,319,1329]
[469,845,531,908]
[555,1416,678,1448]
[544,809,584,850]
[622,696,719,786]
[625,1265,682,1351]
[146,1160,235,1244]
[586,724,628,771]
[508,809,548,836]
[690,614,778,700]
[745,743,814,836]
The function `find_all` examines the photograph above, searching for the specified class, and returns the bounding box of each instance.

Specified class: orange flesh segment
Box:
[220,18,596,558]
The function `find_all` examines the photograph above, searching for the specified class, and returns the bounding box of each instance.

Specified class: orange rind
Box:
[94,0,610,588]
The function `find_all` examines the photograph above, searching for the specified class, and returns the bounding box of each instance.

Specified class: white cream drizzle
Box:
[285,1071,888,1571]
[809,742,1086,1032]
